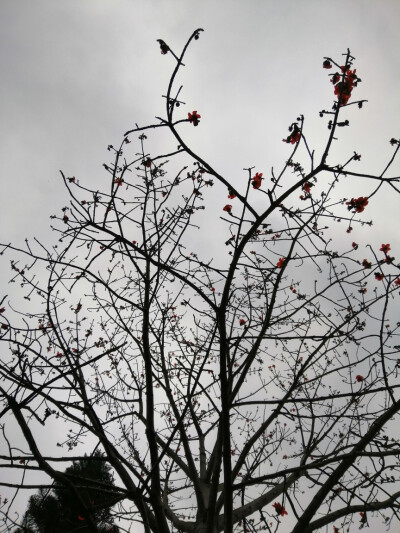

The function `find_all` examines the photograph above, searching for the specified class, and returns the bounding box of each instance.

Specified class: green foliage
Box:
[14,452,119,533]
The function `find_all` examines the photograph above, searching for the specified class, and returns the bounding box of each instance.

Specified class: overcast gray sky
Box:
[1,0,399,530]
[1,0,399,249]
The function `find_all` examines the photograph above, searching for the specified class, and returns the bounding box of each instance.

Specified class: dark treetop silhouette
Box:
[1,29,400,533]
[14,451,119,532]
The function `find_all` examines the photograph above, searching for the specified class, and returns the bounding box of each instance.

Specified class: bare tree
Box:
[1,29,400,533]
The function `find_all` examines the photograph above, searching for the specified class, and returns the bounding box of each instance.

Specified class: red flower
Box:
[223,204,232,213]
[352,242,358,249]
[68,176,76,183]
[273,502,288,516]
[276,257,285,268]
[332,68,357,106]
[331,72,340,84]
[323,59,332,69]
[188,111,201,126]
[114,178,124,186]
[395,278,400,286]
[77,515,85,521]
[228,189,236,199]
[333,526,340,533]
[375,272,384,281]
[283,130,301,144]
[362,259,372,269]
[252,172,263,189]
[63,215,69,223]
[346,197,368,213]
[355,375,364,382]
[239,318,246,326]
[302,182,313,194]
[380,243,391,254]
[143,158,152,168]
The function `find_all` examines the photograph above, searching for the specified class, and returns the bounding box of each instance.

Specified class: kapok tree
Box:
[1,29,400,533]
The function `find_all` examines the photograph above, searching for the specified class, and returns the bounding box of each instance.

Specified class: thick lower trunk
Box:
[194,523,217,533]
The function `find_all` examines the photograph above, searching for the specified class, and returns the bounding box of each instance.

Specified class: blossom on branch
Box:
[276,257,286,268]
[332,66,358,106]
[223,204,232,213]
[346,197,369,213]
[273,502,288,516]
[380,244,391,254]
[188,111,201,126]
[283,129,301,144]
[302,182,313,194]
[252,172,263,189]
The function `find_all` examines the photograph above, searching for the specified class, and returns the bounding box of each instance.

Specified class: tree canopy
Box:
[1,29,400,533]
[14,452,119,533]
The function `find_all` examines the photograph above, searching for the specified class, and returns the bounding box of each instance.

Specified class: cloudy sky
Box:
[1,0,399,529]
[1,0,399,250]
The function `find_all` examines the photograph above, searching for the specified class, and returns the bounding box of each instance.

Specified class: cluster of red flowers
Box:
[302,182,313,194]
[331,65,358,106]
[362,259,372,269]
[273,502,288,516]
[188,111,201,126]
[252,172,263,189]
[283,129,301,144]
[224,171,263,209]
[346,196,368,213]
